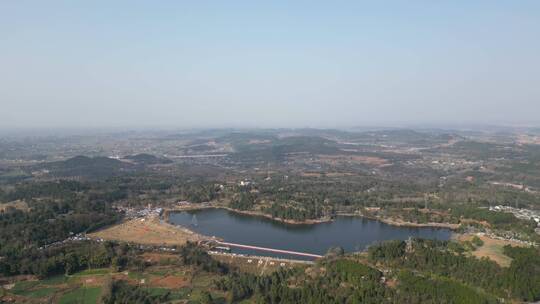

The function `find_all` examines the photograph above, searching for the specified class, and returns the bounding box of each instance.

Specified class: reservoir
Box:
[169,208,452,259]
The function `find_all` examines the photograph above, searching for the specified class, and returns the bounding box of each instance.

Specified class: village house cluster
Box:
[489,205,540,226]
[115,205,163,219]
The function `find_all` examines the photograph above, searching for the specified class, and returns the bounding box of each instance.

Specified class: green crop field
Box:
[59,287,101,304]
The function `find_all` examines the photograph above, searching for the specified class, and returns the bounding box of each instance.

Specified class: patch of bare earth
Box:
[142,253,179,264]
[0,200,29,212]
[457,234,525,267]
[149,276,188,289]
[89,216,204,246]
[300,172,322,177]
[301,172,355,177]
[318,155,390,167]
[460,218,491,228]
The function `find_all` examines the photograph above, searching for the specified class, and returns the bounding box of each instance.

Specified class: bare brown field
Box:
[300,172,356,177]
[460,218,491,228]
[318,154,389,166]
[300,172,323,177]
[89,216,206,246]
[326,172,356,177]
[149,275,189,288]
[457,234,526,267]
[0,200,29,212]
[141,252,179,264]
[517,135,540,145]
[377,217,460,229]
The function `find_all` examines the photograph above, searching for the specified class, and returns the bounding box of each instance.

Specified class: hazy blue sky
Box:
[1,1,539,129]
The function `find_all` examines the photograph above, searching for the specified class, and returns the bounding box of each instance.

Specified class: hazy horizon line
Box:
[1,122,539,137]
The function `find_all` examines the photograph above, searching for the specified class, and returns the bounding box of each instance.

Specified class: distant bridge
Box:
[215,241,323,259]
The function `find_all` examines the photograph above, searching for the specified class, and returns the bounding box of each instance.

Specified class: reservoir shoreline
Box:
[164,204,459,230]
[166,208,452,259]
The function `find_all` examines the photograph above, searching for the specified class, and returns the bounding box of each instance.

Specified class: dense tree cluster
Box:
[229,192,256,210]
[368,239,540,302]
[179,242,229,274]
[502,246,540,301]
[215,269,355,304]
[214,256,496,304]
[1,180,88,202]
[0,241,146,278]
[181,183,220,204]
[262,202,326,221]
[0,181,122,277]
[397,270,498,304]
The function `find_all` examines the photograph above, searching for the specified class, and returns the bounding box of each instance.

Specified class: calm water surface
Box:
[169,208,451,259]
